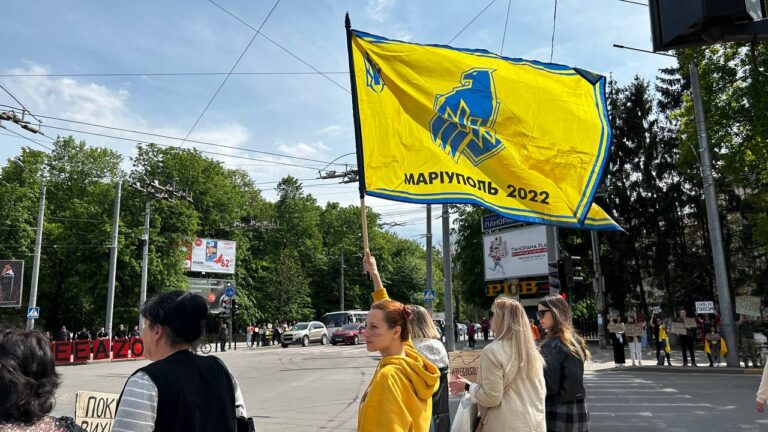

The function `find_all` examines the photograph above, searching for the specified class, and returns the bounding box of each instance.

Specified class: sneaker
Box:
[632,361,636,366]
[639,361,643,366]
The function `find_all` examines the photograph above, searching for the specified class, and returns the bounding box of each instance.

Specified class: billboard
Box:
[0,260,24,308]
[186,278,234,314]
[483,225,547,281]
[185,238,236,274]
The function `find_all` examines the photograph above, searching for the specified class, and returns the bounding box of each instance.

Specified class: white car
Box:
[281,321,328,348]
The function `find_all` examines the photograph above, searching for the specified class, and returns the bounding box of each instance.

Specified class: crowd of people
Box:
[44,323,141,343]
[4,252,768,432]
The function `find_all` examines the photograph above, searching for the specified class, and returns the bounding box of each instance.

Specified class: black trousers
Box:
[656,340,671,365]
[679,335,696,365]
[219,339,226,352]
[468,334,476,347]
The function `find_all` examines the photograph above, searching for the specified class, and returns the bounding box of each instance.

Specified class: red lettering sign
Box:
[92,338,111,361]
[73,340,91,363]
[112,338,130,360]
[53,341,72,365]
[130,337,144,358]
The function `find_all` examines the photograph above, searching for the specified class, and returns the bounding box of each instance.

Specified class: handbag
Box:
[237,416,255,432]
[451,393,477,432]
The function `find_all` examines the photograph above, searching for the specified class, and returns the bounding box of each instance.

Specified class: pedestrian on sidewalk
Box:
[113,291,247,432]
[654,317,671,366]
[450,296,546,431]
[626,317,643,366]
[56,325,70,342]
[130,325,141,338]
[360,252,438,432]
[96,326,108,339]
[247,323,255,348]
[76,327,91,341]
[740,315,758,368]
[704,326,726,367]
[114,324,127,339]
[609,318,626,368]
[0,330,86,432]
[410,305,450,432]
[219,323,228,352]
[481,316,490,341]
[538,295,590,432]
[467,319,477,348]
[677,308,698,367]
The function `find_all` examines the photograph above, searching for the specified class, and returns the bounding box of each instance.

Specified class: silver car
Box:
[281,321,328,348]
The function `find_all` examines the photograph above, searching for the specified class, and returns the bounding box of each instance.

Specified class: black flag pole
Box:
[345,13,370,253]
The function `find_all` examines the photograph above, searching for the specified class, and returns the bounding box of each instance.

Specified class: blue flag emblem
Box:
[365,54,385,93]
[429,68,504,166]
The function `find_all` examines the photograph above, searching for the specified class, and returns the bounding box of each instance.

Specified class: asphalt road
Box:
[53,342,768,431]
[587,370,768,431]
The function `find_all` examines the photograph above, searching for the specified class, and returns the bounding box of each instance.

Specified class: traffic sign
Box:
[27,307,40,319]
[225,286,235,298]
[424,289,435,302]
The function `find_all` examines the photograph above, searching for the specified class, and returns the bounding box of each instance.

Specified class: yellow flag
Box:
[349,29,620,230]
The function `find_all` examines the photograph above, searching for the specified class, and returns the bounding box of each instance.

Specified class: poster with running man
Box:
[0,260,24,308]
[483,225,548,281]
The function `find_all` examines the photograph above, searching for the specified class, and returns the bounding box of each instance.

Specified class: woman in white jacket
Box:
[449,297,546,432]
[410,305,450,432]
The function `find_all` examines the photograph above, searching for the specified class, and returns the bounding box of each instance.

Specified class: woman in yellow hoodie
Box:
[359,251,440,432]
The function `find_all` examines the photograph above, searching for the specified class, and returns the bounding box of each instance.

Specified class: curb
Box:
[600,365,764,375]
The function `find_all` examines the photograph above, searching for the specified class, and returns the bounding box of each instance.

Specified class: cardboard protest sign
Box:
[606,323,622,333]
[736,296,761,317]
[624,324,644,337]
[695,301,715,314]
[75,391,119,432]
[449,351,482,383]
[706,333,721,341]
[670,322,687,335]
[684,318,698,328]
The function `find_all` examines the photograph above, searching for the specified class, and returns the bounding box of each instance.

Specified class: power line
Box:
[618,0,647,5]
[0,105,351,167]
[550,0,558,63]
[0,84,42,124]
[209,0,350,94]
[447,0,497,45]
[39,123,326,170]
[0,71,347,78]
[0,124,53,151]
[500,0,512,55]
[180,0,282,147]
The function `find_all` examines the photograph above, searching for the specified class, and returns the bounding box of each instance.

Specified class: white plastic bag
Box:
[451,393,477,432]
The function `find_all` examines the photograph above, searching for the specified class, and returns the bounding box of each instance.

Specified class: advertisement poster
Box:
[185,238,236,274]
[0,260,24,308]
[186,278,235,313]
[483,225,547,281]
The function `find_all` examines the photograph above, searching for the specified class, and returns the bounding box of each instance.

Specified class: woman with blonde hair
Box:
[410,305,450,432]
[359,252,439,432]
[537,294,591,432]
[449,296,546,431]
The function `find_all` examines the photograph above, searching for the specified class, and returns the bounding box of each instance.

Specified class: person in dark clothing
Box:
[480,316,490,341]
[96,326,108,339]
[219,323,228,352]
[538,294,590,432]
[56,326,70,342]
[113,291,246,432]
[0,330,86,432]
[467,319,476,348]
[678,309,698,366]
[114,324,127,339]
[129,325,141,338]
[609,318,626,367]
[75,327,91,341]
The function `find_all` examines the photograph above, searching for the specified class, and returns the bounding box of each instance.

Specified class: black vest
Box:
[120,350,236,432]
[431,367,450,432]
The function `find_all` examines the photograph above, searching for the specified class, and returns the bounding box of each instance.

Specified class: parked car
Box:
[281,321,328,348]
[331,323,365,345]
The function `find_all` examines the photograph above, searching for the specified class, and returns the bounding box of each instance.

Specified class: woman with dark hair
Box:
[112,291,247,432]
[538,295,591,432]
[359,251,439,432]
[0,329,84,431]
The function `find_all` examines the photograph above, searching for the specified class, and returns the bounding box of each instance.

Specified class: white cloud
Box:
[366,0,397,23]
[316,124,345,137]
[276,141,330,159]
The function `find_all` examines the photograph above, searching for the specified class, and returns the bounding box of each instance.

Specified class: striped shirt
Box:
[112,371,247,432]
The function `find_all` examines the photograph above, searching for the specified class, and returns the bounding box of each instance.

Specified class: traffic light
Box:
[570,256,583,288]
[548,259,563,293]
[649,0,768,51]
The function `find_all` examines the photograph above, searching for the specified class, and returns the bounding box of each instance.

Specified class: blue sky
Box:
[0,0,676,241]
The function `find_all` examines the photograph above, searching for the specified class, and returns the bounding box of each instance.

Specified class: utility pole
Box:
[690,63,739,367]
[426,204,433,315]
[26,186,45,330]
[129,178,192,331]
[442,204,455,352]
[139,200,150,332]
[340,253,345,311]
[105,182,121,340]
[591,230,606,349]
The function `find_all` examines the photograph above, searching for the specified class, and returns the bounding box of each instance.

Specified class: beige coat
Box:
[469,339,546,432]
